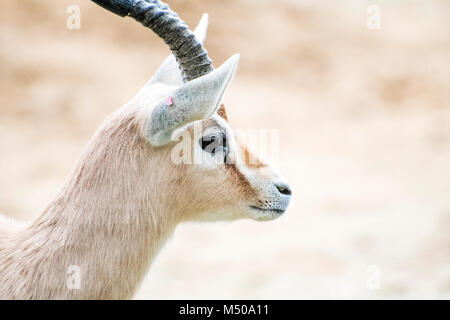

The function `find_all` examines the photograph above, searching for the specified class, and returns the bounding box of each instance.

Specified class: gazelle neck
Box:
[1,111,178,299]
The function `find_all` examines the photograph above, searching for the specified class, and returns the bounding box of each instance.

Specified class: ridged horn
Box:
[91,0,214,82]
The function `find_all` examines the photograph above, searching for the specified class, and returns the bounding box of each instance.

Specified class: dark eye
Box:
[199,133,228,156]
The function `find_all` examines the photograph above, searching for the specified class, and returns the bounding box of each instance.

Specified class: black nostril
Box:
[275,183,292,196]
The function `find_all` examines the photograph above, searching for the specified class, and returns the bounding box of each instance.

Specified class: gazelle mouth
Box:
[249,206,285,214]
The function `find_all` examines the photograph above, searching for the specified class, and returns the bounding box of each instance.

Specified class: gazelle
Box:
[0,0,291,299]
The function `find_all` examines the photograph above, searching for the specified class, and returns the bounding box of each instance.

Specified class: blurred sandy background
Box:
[1,0,449,299]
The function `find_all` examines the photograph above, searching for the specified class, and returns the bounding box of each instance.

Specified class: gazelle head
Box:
[92,0,292,222]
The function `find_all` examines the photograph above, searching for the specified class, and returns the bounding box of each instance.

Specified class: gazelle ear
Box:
[147,14,209,87]
[146,54,239,147]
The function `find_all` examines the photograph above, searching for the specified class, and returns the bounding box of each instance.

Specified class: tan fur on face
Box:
[179,118,256,220]
[217,103,266,169]
[216,104,228,121]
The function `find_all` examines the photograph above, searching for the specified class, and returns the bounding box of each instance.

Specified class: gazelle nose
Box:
[275,183,292,196]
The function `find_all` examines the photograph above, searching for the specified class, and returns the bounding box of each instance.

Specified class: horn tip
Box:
[194,13,209,44]
[231,53,240,62]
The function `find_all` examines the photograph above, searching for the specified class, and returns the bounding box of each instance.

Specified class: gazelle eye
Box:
[199,132,228,156]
